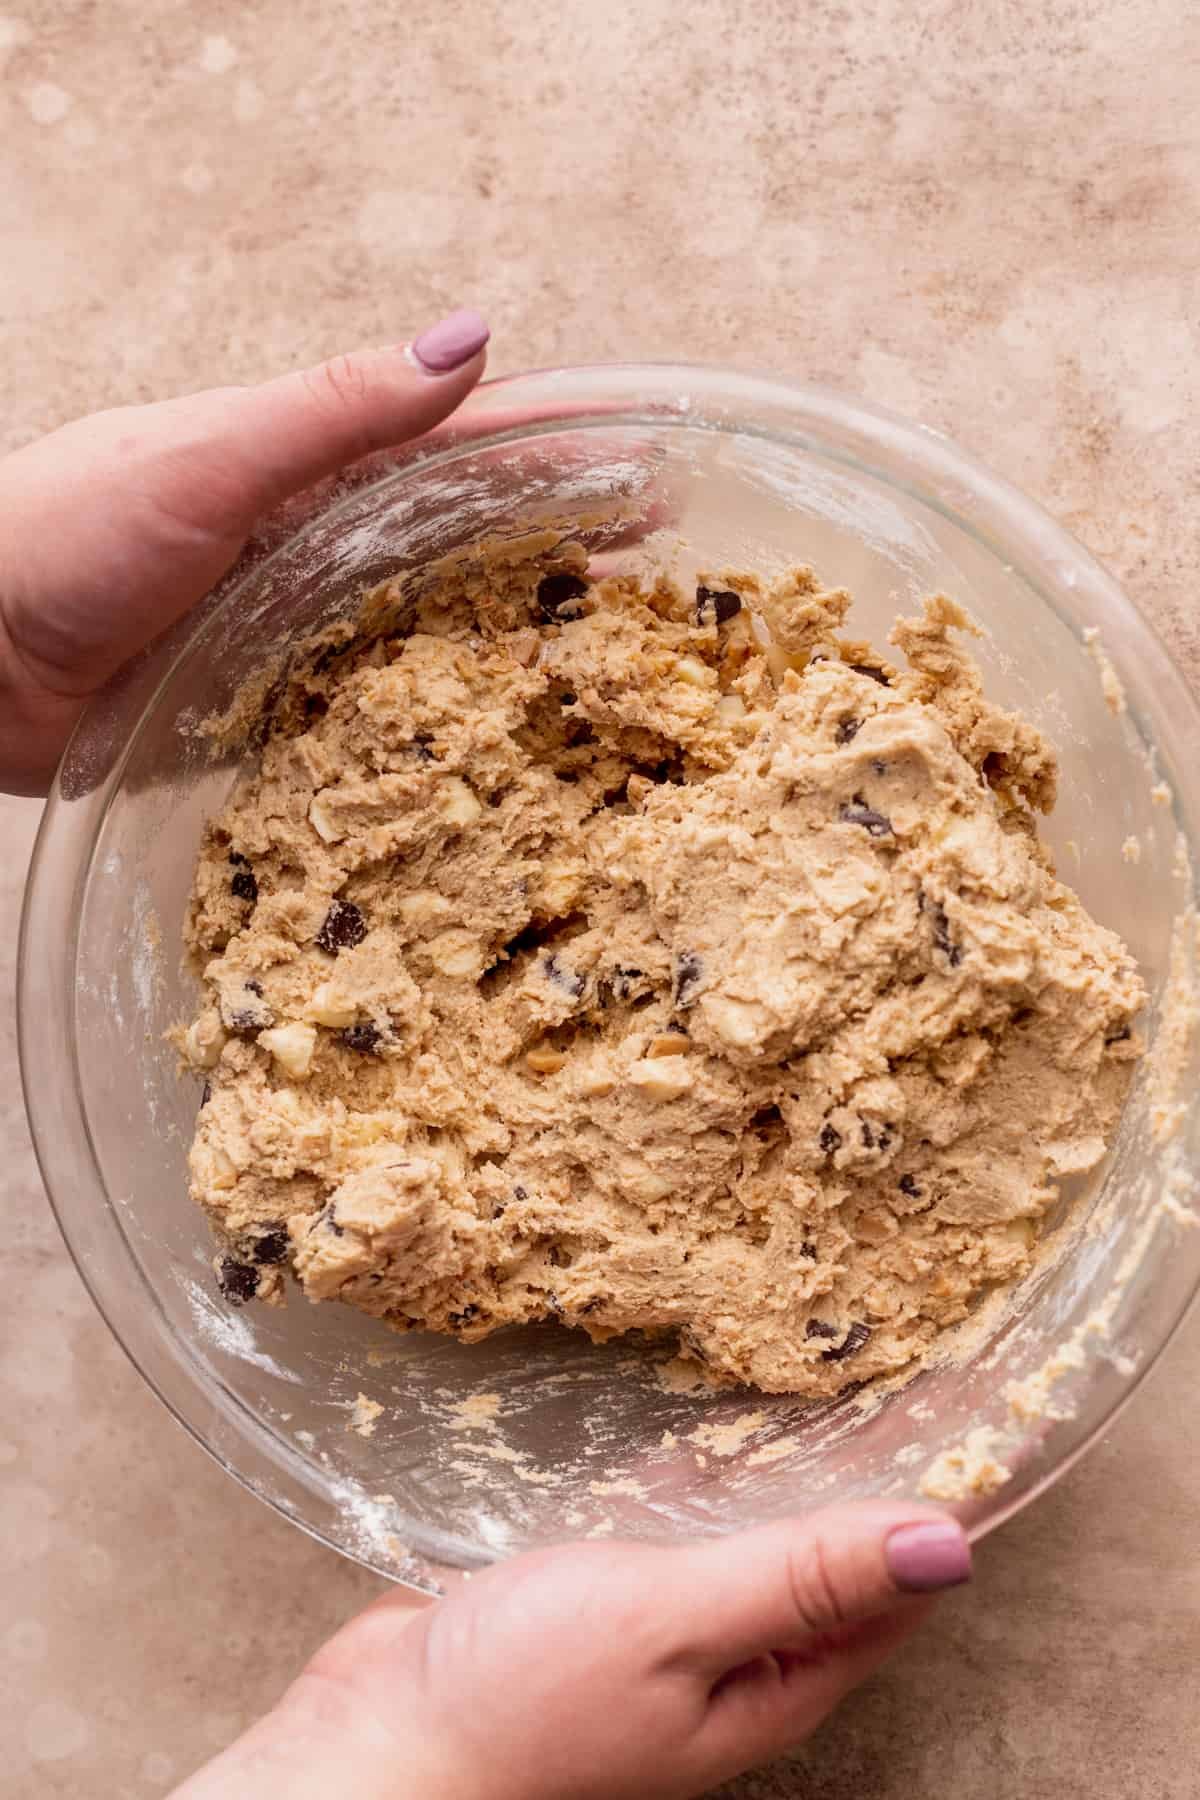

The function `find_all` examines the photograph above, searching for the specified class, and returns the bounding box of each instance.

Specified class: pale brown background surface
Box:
[3,1,1200,1794]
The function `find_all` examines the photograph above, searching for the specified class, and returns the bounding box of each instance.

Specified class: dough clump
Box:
[181,553,1143,1395]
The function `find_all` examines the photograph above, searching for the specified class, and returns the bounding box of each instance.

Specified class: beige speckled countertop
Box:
[4,2,1200,1794]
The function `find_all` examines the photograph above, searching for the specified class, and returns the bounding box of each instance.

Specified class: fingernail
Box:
[410,308,490,374]
[885,1520,972,1593]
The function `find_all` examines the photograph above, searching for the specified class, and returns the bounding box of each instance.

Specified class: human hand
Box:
[174,1503,970,1800]
[0,310,490,796]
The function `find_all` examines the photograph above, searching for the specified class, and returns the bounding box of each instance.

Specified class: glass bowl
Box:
[18,364,1200,1592]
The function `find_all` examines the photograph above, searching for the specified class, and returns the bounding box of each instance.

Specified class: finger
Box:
[670,1503,970,1672]
[215,310,490,512]
[697,1594,935,1779]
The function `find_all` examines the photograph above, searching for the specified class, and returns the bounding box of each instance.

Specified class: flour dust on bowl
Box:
[19,366,1200,1590]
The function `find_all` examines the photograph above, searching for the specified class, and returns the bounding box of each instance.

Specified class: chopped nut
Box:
[428,928,484,978]
[436,777,483,827]
[306,981,357,1029]
[526,1045,567,1075]
[647,1032,691,1057]
[207,1145,238,1191]
[532,858,585,916]
[258,1022,318,1079]
[628,1055,694,1100]
[184,1009,227,1070]
[397,890,452,927]
[308,792,344,843]
[577,1064,617,1098]
[674,655,712,689]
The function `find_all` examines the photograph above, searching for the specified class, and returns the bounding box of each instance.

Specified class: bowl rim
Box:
[18,358,1200,1582]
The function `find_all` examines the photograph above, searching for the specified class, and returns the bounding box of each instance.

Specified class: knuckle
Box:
[786,1534,848,1635]
[299,357,374,453]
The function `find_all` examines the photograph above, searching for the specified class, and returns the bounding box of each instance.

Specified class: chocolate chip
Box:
[800,1240,818,1260]
[543,952,585,998]
[819,1123,841,1154]
[850,663,890,686]
[805,1318,839,1340]
[200,1081,212,1109]
[253,1227,290,1266]
[449,1303,480,1326]
[315,899,367,955]
[606,966,644,1002]
[319,1205,344,1237]
[513,1184,529,1201]
[341,1021,382,1055]
[695,584,742,626]
[821,1321,872,1362]
[537,572,590,621]
[673,951,704,1008]
[927,898,962,966]
[411,732,437,762]
[230,867,258,904]
[835,717,861,744]
[839,798,893,837]
[898,1173,922,1198]
[245,980,264,997]
[217,1258,259,1305]
[228,851,249,866]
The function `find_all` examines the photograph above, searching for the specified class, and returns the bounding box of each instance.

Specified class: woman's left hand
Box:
[0,310,489,795]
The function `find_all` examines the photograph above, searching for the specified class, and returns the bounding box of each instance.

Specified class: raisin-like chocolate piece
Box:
[537,572,590,622]
[543,952,585,998]
[228,851,249,866]
[253,1227,290,1266]
[319,1205,344,1238]
[821,1321,872,1362]
[411,732,437,762]
[819,1123,841,1154]
[805,1318,839,1341]
[449,1303,480,1326]
[835,717,860,744]
[606,966,644,1002]
[849,663,890,686]
[673,951,704,1008]
[513,1184,529,1201]
[341,1021,382,1055]
[316,899,367,955]
[695,584,742,626]
[245,979,264,997]
[926,898,962,967]
[839,798,893,837]
[799,1240,818,1260]
[217,1258,259,1305]
[231,866,258,904]
[898,1173,922,1198]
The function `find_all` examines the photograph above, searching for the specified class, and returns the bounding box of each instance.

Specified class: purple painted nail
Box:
[411,308,490,373]
[885,1520,972,1593]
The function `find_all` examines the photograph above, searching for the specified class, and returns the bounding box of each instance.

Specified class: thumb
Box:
[674,1504,970,1776]
[208,309,491,514]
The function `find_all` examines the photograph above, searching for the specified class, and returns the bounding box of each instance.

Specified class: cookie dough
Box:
[180,550,1144,1395]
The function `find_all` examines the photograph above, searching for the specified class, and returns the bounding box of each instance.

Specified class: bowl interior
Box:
[27,377,1200,1584]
